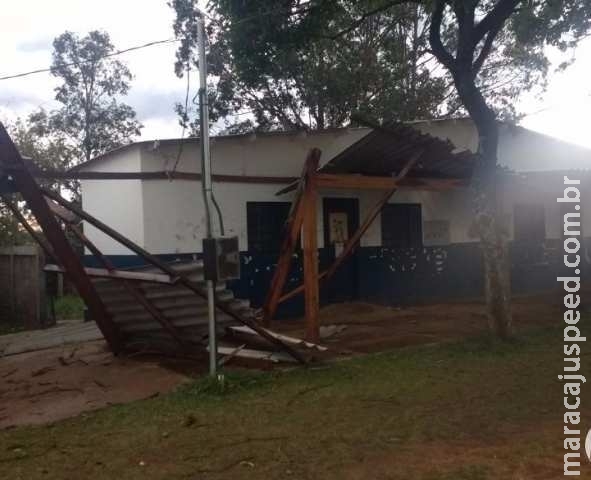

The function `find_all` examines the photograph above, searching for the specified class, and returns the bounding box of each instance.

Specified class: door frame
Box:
[322,197,360,301]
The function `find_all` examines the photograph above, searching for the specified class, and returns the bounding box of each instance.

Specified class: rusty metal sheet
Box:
[320,123,475,180]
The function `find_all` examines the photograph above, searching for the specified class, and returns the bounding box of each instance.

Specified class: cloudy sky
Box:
[2,0,591,148]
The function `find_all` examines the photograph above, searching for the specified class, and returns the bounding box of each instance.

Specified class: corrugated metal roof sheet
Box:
[320,123,476,180]
[91,261,251,352]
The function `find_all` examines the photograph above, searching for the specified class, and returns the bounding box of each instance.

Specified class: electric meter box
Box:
[202,236,241,282]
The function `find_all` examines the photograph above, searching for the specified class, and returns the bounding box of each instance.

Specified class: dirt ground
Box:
[0,321,573,480]
[276,292,564,354]
[0,341,191,429]
[0,292,564,430]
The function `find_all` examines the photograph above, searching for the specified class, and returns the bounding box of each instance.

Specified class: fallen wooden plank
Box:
[277,151,424,306]
[66,224,189,351]
[208,346,298,363]
[229,325,328,351]
[277,176,464,195]
[45,198,79,223]
[33,169,299,184]
[44,264,175,284]
[0,123,123,353]
[41,187,307,365]
[262,148,321,326]
[303,161,320,343]
[218,343,246,367]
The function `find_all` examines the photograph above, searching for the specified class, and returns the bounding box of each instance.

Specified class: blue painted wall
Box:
[85,239,587,319]
[357,244,483,305]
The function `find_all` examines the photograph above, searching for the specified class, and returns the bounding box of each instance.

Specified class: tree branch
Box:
[324,0,418,40]
[429,0,456,72]
[473,27,501,75]
[472,0,520,46]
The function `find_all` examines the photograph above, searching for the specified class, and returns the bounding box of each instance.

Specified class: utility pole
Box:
[197,11,217,377]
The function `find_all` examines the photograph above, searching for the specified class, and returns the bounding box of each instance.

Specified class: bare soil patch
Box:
[0,291,566,429]
[276,292,564,354]
[0,341,190,428]
[0,319,579,479]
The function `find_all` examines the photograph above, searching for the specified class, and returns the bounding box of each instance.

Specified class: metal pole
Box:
[197,13,217,377]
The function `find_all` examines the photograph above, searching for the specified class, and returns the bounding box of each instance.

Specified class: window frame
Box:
[513,203,546,244]
[380,203,423,248]
[246,201,292,254]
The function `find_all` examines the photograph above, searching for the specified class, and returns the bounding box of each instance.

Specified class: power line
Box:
[169,64,192,176]
[0,5,306,83]
[0,38,179,81]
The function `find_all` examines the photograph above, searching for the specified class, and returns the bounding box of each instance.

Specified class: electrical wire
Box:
[0,4,309,83]
[0,38,179,81]
[168,64,192,178]
[211,194,226,236]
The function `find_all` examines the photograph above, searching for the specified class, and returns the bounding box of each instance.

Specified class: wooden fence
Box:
[0,245,52,330]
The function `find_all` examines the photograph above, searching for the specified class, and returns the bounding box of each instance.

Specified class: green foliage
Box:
[30,31,142,170]
[0,322,25,336]
[170,0,450,132]
[0,326,567,478]
[0,31,141,247]
[178,1,591,128]
[54,295,85,320]
[7,116,76,195]
[0,118,75,248]
[0,204,30,247]
[430,0,591,121]
[185,370,274,397]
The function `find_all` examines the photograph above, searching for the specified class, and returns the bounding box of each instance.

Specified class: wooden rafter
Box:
[27,168,464,192]
[40,187,307,364]
[46,198,79,223]
[261,148,321,326]
[65,223,189,349]
[315,174,462,191]
[0,124,123,353]
[277,175,464,196]
[278,150,424,306]
[0,194,58,263]
[302,155,320,343]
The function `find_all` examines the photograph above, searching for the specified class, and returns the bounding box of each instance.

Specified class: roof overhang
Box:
[277,123,476,195]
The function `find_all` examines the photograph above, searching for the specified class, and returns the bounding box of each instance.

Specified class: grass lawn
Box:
[1,326,588,479]
[0,324,25,336]
[53,295,85,321]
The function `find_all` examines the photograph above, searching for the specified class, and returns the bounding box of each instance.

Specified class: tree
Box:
[0,206,29,247]
[34,31,142,167]
[170,0,450,133]
[0,117,71,247]
[186,0,591,338]
[8,116,75,192]
[419,0,590,338]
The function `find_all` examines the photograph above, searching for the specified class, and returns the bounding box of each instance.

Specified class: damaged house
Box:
[74,118,591,320]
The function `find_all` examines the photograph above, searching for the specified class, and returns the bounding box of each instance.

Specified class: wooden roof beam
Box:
[315,173,465,191]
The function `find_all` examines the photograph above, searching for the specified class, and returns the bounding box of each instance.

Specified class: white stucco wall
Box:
[416,118,591,172]
[502,172,591,240]
[139,129,368,254]
[140,129,369,177]
[80,148,144,255]
[78,121,591,256]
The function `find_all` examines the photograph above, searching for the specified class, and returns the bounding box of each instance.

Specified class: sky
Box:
[1,0,591,149]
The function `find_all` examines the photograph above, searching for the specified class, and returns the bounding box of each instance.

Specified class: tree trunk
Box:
[455,73,513,339]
